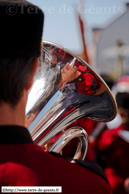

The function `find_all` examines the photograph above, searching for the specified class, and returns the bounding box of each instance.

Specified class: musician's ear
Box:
[25,58,39,91]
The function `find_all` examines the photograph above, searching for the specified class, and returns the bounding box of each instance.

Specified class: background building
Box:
[95,3,129,80]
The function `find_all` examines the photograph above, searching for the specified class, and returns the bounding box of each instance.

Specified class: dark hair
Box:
[116,92,129,109]
[0,57,34,107]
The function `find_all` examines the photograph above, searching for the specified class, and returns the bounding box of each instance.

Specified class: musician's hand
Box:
[61,63,80,82]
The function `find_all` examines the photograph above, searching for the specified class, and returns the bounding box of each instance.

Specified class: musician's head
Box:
[116,92,129,125]
[0,0,44,107]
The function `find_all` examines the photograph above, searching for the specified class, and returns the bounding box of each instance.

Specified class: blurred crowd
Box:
[88,74,129,194]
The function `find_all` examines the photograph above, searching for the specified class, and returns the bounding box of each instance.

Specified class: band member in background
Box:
[96,92,129,194]
[0,1,113,193]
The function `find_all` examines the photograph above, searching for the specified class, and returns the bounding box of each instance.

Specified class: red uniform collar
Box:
[0,125,33,144]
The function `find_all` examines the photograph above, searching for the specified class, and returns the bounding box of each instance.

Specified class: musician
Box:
[0,1,113,193]
[97,92,129,194]
[51,47,102,96]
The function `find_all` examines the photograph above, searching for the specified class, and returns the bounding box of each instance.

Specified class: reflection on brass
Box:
[25,41,117,160]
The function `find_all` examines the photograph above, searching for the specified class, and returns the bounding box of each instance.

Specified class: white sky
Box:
[29,0,128,52]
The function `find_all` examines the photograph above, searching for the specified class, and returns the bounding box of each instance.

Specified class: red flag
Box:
[77,14,90,65]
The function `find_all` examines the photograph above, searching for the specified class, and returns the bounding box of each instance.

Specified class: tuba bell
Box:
[25,41,117,160]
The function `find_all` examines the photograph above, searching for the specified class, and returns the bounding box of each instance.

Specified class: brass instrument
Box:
[25,41,117,160]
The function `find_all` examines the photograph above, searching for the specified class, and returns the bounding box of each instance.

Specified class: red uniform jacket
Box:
[0,125,112,194]
[74,62,101,96]
[97,124,129,194]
